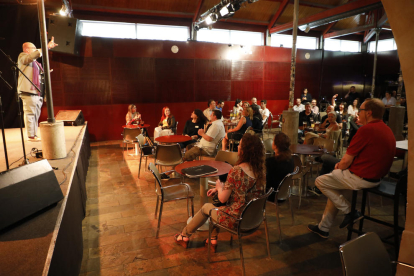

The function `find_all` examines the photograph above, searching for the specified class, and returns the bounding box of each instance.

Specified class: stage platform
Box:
[0,124,90,276]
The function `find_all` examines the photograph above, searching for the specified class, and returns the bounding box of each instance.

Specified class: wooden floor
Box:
[79,141,402,276]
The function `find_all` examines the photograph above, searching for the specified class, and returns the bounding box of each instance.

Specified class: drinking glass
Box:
[303,121,308,128]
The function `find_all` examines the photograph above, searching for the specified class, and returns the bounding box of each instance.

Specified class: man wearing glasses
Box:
[17,37,58,142]
[308,98,396,238]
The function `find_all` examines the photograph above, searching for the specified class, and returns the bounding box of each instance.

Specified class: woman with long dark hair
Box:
[182,109,208,147]
[174,133,265,251]
[154,107,176,139]
[251,104,263,133]
[265,133,295,202]
[233,99,243,118]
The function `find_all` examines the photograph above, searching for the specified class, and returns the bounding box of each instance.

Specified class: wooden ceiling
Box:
[3,0,390,38]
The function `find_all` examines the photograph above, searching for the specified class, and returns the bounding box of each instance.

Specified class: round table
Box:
[122,124,150,129]
[176,160,233,230]
[155,135,192,144]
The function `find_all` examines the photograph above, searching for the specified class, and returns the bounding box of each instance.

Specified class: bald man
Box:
[17,37,58,141]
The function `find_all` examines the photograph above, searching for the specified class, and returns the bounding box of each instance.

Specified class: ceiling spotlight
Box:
[220,3,236,17]
[205,13,218,25]
[298,24,311,33]
[59,5,68,16]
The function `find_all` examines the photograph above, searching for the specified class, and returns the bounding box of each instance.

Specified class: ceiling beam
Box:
[363,28,377,43]
[192,0,205,22]
[268,0,289,29]
[324,23,375,39]
[269,0,382,34]
[71,4,194,19]
[263,0,335,9]
[363,11,387,43]
[322,22,336,36]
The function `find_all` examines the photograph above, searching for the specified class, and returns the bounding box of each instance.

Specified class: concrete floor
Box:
[79,141,403,276]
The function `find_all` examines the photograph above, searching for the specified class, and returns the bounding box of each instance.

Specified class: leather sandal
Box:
[174,234,189,249]
[204,238,218,253]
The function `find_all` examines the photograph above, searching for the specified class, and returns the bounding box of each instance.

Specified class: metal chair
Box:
[137,134,154,178]
[154,143,183,173]
[172,121,178,134]
[148,163,194,238]
[229,126,252,152]
[291,154,309,209]
[267,167,299,243]
[263,138,274,159]
[121,127,142,160]
[339,232,414,276]
[207,188,274,276]
[266,113,281,136]
[207,150,238,187]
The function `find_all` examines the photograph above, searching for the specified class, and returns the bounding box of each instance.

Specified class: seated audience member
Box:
[233,99,243,118]
[299,103,317,127]
[251,105,263,133]
[293,98,305,112]
[344,86,359,106]
[216,100,225,112]
[182,109,208,148]
[222,107,253,151]
[337,102,348,135]
[266,133,295,202]
[175,133,265,250]
[382,91,396,107]
[347,98,359,117]
[311,99,319,115]
[243,101,250,109]
[251,97,259,106]
[301,88,312,104]
[125,104,141,125]
[260,99,270,124]
[183,110,225,161]
[304,112,339,145]
[319,105,341,130]
[203,99,217,121]
[154,107,176,139]
[308,99,396,238]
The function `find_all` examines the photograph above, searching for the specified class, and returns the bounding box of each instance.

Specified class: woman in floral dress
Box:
[174,133,266,251]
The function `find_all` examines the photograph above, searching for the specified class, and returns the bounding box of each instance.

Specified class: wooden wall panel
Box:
[231,61,264,81]
[263,81,289,100]
[195,60,231,80]
[79,58,111,80]
[51,81,65,106]
[155,81,194,103]
[264,62,290,81]
[231,81,263,100]
[155,58,194,81]
[111,58,155,81]
[194,81,232,102]
[112,81,156,104]
[63,80,111,105]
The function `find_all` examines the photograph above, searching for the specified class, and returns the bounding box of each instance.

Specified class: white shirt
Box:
[311,106,319,115]
[203,108,213,120]
[197,119,225,155]
[382,97,396,106]
[347,105,358,117]
[260,108,270,124]
[293,104,305,112]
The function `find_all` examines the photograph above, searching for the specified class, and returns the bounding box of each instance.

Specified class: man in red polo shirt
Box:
[308,98,396,238]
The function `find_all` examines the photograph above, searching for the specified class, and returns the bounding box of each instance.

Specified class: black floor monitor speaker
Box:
[56,110,85,126]
[47,15,83,56]
[0,160,64,231]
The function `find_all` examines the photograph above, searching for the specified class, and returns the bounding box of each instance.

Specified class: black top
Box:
[346,92,360,106]
[252,115,263,133]
[266,156,295,202]
[158,116,176,130]
[183,119,204,138]
[301,93,312,104]
[298,111,317,127]
[237,116,253,134]
[321,113,341,128]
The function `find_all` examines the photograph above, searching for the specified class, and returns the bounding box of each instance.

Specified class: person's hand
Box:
[207,188,217,197]
[215,179,224,190]
[47,36,58,49]
[333,94,338,99]
[198,129,205,136]
[334,163,340,170]
[191,135,198,140]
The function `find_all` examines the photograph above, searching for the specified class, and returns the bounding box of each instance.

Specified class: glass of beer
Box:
[303,121,308,128]
[310,118,314,128]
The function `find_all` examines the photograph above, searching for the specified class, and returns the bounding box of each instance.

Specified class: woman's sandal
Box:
[203,238,218,253]
[174,234,189,249]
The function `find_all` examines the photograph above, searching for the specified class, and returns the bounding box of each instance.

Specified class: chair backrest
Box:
[173,121,179,134]
[263,138,274,155]
[339,232,392,276]
[137,134,146,149]
[319,111,327,119]
[213,137,224,156]
[328,130,342,152]
[313,137,334,152]
[239,188,274,233]
[276,166,299,200]
[123,128,141,142]
[245,126,254,135]
[148,162,163,196]
[291,154,303,174]
[215,150,239,166]
[155,144,183,165]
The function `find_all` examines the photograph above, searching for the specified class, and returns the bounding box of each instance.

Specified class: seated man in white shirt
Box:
[260,99,270,124]
[293,98,305,112]
[203,99,216,121]
[382,91,396,107]
[311,99,319,115]
[183,110,225,161]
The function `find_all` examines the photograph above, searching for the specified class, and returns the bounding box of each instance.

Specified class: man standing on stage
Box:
[17,37,58,142]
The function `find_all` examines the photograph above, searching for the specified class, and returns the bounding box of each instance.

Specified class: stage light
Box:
[205,13,218,25]
[220,3,237,17]
[59,5,68,16]
[220,6,229,16]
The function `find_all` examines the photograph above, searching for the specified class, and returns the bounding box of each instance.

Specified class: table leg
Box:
[186,177,210,231]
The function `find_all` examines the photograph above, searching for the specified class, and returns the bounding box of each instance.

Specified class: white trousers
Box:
[154,127,173,139]
[315,169,379,232]
[20,94,43,138]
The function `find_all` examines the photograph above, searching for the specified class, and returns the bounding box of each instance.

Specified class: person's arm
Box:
[217,168,236,203]
[332,94,338,106]
[228,117,246,133]
[19,50,42,65]
[262,109,269,122]
[334,154,355,170]
[164,116,176,129]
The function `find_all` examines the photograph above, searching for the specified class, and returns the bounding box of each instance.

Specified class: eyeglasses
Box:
[358,109,366,113]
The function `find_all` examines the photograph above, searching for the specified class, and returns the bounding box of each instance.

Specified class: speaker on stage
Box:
[56,110,85,126]
[0,160,64,231]
[47,15,83,56]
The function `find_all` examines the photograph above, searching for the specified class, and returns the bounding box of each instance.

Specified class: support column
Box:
[282,0,299,144]
[370,28,380,98]
[389,106,405,141]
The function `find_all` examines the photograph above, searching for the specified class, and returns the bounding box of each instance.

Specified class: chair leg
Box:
[191,198,195,217]
[347,191,358,241]
[186,198,190,217]
[154,196,159,219]
[275,202,282,243]
[298,178,302,209]
[358,190,367,234]
[238,235,246,276]
[145,156,148,172]
[156,202,163,239]
[288,193,295,225]
[264,218,271,259]
[208,218,213,262]
[230,235,233,245]
[394,193,400,258]
[138,155,143,178]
